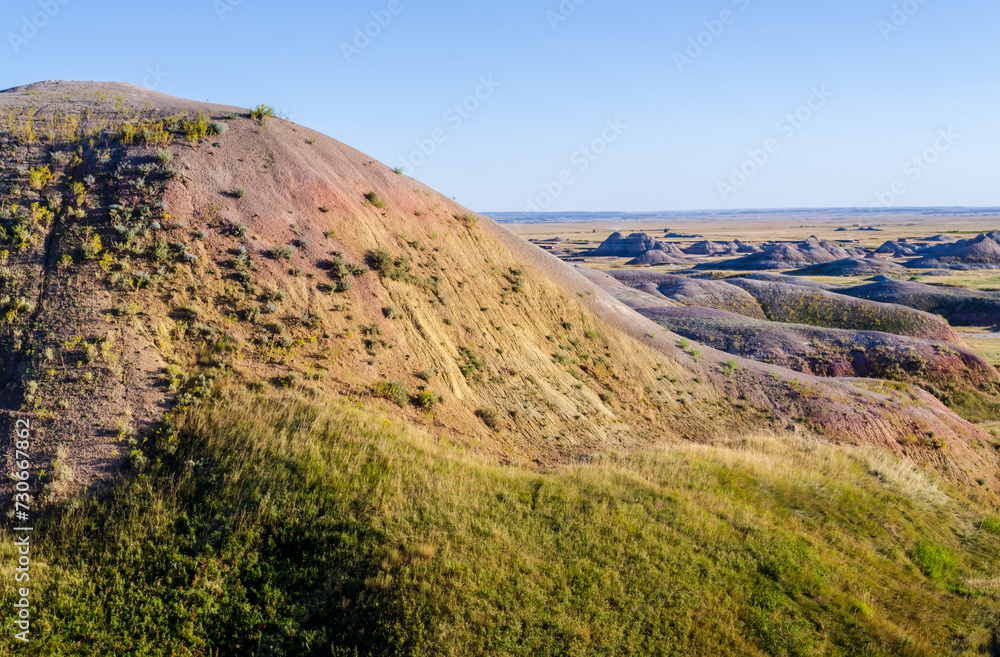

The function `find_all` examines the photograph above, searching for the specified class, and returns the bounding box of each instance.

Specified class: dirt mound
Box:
[840,280,1000,327]
[625,249,690,266]
[790,258,907,277]
[702,236,867,270]
[588,231,663,257]
[909,233,1000,269]
[875,240,919,256]
[728,278,963,343]
[683,240,729,256]
[607,271,766,318]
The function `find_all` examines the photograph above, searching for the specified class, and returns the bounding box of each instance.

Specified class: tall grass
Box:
[1,387,999,655]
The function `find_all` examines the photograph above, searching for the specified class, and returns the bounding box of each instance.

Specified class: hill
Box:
[1,81,999,655]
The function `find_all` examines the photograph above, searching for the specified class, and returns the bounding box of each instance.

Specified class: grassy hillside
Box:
[3,385,999,656]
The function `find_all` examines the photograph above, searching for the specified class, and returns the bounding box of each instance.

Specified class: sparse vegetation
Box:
[371,379,408,407]
[368,248,412,282]
[249,104,277,122]
[270,244,297,261]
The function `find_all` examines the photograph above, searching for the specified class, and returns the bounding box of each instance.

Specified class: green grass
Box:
[3,388,1000,655]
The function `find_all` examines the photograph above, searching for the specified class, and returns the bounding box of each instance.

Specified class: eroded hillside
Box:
[0,81,761,496]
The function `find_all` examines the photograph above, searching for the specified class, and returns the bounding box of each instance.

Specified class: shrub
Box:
[372,380,408,407]
[301,310,322,329]
[336,278,353,292]
[209,121,228,134]
[81,233,102,261]
[249,105,277,122]
[459,347,486,383]
[476,408,501,430]
[270,245,297,261]
[134,271,152,288]
[28,165,55,191]
[455,213,478,228]
[156,149,174,163]
[182,252,198,263]
[585,330,599,339]
[981,518,1000,536]
[383,306,400,320]
[263,287,286,303]
[368,249,411,281]
[263,303,280,314]
[128,449,148,471]
[152,239,170,262]
[231,221,248,237]
[244,306,261,323]
[364,192,386,209]
[417,366,437,381]
[234,187,246,199]
[414,388,443,411]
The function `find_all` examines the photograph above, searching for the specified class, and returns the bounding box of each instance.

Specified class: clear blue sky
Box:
[2,0,997,213]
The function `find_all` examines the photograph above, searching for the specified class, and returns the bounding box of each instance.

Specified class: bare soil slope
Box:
[0,81,750,495]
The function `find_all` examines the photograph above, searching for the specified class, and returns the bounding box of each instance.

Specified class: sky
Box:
[1,0,997,213]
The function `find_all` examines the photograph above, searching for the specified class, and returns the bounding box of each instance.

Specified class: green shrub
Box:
[372,380,408,407]
[459,347,486,383]
[364,192,385,209]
